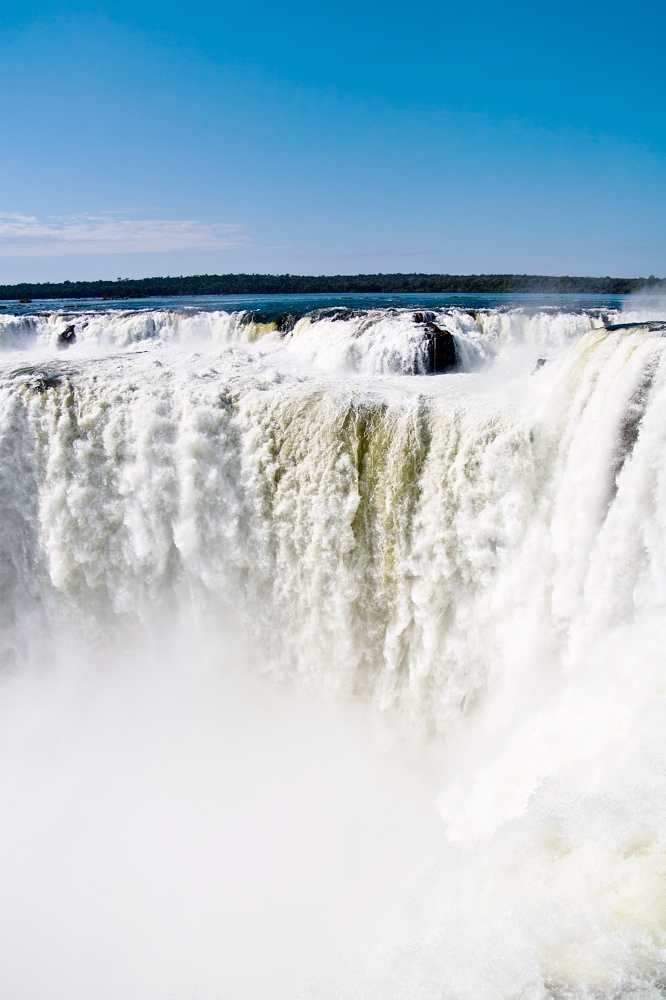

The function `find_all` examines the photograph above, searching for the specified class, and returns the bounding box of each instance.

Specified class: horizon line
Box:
[0,271,664,302]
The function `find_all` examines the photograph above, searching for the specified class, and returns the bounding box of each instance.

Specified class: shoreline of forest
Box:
[0,272,664,302]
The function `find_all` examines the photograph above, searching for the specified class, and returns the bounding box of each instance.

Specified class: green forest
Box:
[0,272,663,301]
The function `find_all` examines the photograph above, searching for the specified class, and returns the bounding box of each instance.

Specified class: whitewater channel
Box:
[0,294,665,1000]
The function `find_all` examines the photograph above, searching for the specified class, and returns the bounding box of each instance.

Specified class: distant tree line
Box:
[0,272,664,301]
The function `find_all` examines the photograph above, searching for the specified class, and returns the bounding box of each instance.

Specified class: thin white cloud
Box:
[0,212,251,257]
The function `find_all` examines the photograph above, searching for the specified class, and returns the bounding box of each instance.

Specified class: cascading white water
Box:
[0,298,665,999]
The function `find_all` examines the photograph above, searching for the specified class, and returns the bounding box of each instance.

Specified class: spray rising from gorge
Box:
[0,295,665,999]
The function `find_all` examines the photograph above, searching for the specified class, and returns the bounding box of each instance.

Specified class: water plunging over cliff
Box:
[0,295,665,999]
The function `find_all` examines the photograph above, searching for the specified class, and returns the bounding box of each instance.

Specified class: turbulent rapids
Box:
[1,294,666,999]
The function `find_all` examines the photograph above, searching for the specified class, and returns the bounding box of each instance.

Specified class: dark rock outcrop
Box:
[57,324,77,348]
[604,320,666,333]
[418,320,458,373]
[274,313,298,334]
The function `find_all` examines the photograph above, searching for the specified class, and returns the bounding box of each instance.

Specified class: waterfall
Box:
[0,298,665,999]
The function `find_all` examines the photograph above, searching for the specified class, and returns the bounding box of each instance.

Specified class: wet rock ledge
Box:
[413,313,458,373]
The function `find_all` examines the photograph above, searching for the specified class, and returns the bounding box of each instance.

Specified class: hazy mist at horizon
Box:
[1,0,665,282]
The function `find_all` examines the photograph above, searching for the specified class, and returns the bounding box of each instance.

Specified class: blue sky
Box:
[1,0,665,280]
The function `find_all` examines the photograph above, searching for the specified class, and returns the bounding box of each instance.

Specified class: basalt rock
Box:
[274,313,299,334]
[420,320,458,373]
[57,324,77,348]
[604,320,666,333]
